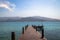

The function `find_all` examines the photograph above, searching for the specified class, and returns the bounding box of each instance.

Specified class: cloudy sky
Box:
[0,0,60,19]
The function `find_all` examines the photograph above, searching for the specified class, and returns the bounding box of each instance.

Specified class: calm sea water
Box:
[0,21,60,40]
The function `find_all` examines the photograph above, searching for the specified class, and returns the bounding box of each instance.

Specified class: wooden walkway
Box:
[19,26,47,40]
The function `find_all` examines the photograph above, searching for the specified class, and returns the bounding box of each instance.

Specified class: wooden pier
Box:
[20,25,47,40]
[11,25,47,40]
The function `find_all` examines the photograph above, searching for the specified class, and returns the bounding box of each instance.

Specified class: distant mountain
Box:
[0,16,60,22]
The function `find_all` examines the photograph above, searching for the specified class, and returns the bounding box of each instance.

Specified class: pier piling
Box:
[11,32,15,40]
[22,27,24,34]
[41,25,44,39]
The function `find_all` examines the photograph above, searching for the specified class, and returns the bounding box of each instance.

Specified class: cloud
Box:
[0,1,16,12]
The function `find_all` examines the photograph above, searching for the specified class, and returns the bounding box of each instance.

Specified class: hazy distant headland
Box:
[0,16,60,22]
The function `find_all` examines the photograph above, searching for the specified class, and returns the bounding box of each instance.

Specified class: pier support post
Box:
[22,27,24,34]
[25,25,28,30]
[41,25,44,39]
[11,32,15,40]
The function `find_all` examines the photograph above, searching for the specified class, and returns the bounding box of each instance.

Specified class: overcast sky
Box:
[0,0,60,19]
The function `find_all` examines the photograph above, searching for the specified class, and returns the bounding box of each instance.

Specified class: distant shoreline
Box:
[0,20,60,22]
[0,16,60,22]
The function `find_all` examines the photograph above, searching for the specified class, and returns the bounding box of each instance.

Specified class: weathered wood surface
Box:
[19,26,47,40]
